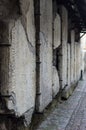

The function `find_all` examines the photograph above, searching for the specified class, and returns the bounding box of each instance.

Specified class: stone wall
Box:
[0,0,36,126]
[67,43,71,89]
[58,6,68,89]
[84,52,86,71]
[35,0,53,113]
[0,0,82,129]
[75,42,81,81]
[70,30,75,84]
[52,13,61,97]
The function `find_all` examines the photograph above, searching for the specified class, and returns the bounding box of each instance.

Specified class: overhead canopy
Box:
[75,0,86,32]
[57,0,86,32]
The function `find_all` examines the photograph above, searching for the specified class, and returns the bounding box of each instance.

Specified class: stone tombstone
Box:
[36,0,53,112]
[0,0,36,126]
[58,6,68,89]
[52,13,61,97]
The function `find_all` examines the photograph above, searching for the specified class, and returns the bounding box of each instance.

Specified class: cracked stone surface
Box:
[36,73,86,130]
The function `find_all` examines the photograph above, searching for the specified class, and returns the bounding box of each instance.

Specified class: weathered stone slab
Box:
[52,66,60,98]
[75,42,81,81]
[52,13,61,97]
[58,6,68,89]
[74,42,77,82]
[36,0,53,112]
[0,0,36,125]
[67,43,71,88]
[53,14,61,49]
[70,30,75,84]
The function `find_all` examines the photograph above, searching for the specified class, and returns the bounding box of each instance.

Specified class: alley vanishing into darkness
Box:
[34,73,86,130]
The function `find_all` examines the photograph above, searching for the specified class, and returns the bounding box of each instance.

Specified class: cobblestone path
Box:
[35,75,86,130]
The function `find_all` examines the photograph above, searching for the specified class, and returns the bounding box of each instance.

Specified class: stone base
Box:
[61,82,78,99]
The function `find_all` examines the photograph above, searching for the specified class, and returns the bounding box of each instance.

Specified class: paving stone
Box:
[36,74,86,130]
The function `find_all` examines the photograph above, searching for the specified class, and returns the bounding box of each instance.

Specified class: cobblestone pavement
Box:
[35,74,86,130]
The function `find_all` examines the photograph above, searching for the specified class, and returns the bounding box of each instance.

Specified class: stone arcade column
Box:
[35,0,53,113]
[70,30,75,85]
[75,31,81,80]
[75,42,81,81]
[74,42,77,82]
[52,13,61,98]
[0,0,36,129]
[58,6,68,89]
[67,43,71,91]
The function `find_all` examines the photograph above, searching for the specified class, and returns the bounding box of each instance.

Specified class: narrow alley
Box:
[0,0,86,130]
[35,74,86,130]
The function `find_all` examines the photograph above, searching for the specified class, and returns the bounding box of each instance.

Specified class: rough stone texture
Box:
[75,42,78,81]
[80,35,86,72]
[75,42,81,81]
[70,30,75,84]
[57,45,63,89]
[0,0,36,124]
[0,1,83,129]
[52,66,60,98]
[67,43,71,88]
[62,31,81,99]
[62,6,68,89]
[35,73,86,130]
[53,14,61,49]
[74,42,81,82]
[35,0,53,112]
[0,47,10,95]
[52,14,61,97]
[62,43,71,99]
[74,42,77,82]
[59,6,68,89]
[19,0,30,15]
